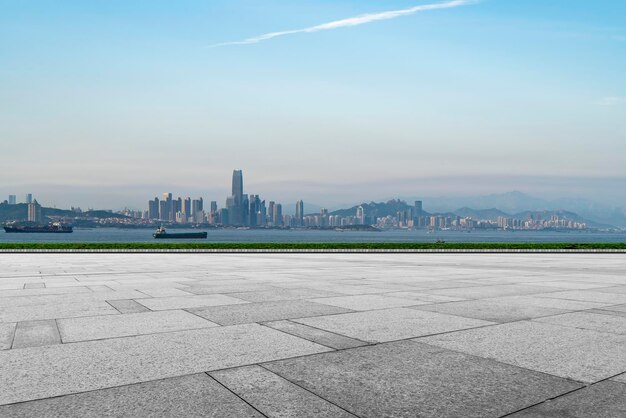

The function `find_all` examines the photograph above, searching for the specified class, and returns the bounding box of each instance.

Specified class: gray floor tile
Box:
[136,294,249,311]
[58,310,218,342]
[423,284,563,299]
[211,365,356,417]
[135,287,194,297]
[188,300,352,326]
[294,307,493,343]
[229,287,341,302]
[0,323,16,350]
[264,340,582,418]
[12,320,61,349]
[533,311,626,335]
[0,373,262,418]
[107,299,151,313]
[383,291,466,303]
[0,301,120,322]
[536,290,626,305]
[23,283,45,289]
[262,320,369,350]
[420,321,626,383]
[509,380,626,418]
[311,294,429,311]
[413,299,571,323]
[0,323,330,405]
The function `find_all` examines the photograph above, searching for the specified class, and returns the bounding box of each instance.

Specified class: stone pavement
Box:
[0,253,625,417]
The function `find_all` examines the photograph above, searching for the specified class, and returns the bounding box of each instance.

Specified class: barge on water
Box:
[153,227,207,239]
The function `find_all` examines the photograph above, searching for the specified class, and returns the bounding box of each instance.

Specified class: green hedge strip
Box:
[0,242,625,250]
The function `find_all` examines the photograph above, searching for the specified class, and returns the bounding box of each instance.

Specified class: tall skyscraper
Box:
[27,200,42,223]
[232,170,243,201]
[228,170,245,225]
[148,197,159,219]
[415,200,423,214]
[25,193,33,204]
[8,195,16,205]
[296,200,304,226]
[162,192,173,221]
[356,206,365,225]
[183,198,192,221]
[274,204,283,226]
[210,201,218,214]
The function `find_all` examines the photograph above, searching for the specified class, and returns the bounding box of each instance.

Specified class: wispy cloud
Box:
[594,97,626,106]
[209,0,475,48]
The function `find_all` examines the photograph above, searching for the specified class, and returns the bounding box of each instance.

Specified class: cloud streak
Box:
[209,0,474,48]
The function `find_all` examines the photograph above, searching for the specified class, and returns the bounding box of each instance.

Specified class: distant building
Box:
[28,200,42,223]
[148,197,159,220]
[25,193,33,204]
[295,200,304,226]
[356,206,365,225]
[274,204,283,226]
[8,195,16,205]
[415,200,423,214]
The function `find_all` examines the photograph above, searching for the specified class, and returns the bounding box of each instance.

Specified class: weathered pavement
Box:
[0,253,625,417]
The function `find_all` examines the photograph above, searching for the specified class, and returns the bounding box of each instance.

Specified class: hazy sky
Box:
[1,0,625,209]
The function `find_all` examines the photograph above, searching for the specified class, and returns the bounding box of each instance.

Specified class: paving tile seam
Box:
[498,385,588,418]
[257,363,361,417]
[257,323,341,351]
[203,372,270,418]
[411,338,590,388]
[499,371,626,417]
[527,317,626,336]
[283,319,370,344]
[52,323,224,345]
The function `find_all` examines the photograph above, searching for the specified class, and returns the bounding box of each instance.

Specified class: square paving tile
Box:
[311,294,429,311]
[536,290,626,305]
[294,307,493,343]
[106,299,151,314]
[413,299,571,323]
[58,310,218,342]
[533,311,626,335]
[509,380,626,418]
[0,373,262,417]
[420,321,626,383]
[423,284,562,299]
[0,301,120,323]
[136,294,249,310]
[12,320,61,349]
[211,365,355,417]
[262,320,368,350]
[229,287,341,302]
[263,340,582,418]
[188,300,353,326]
[0,323,330,405]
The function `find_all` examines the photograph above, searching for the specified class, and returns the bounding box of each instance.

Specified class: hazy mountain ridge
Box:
[0,203,128,222]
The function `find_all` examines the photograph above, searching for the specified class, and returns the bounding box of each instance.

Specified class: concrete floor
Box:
[0,253,625,417]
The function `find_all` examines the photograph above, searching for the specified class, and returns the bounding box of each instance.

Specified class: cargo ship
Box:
[3,222,73,233]
[153,227,207,239]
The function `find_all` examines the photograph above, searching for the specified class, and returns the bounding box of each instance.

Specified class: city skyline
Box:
[1,0,625,209]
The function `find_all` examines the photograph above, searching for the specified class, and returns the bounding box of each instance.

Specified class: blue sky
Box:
[1,0,625,209]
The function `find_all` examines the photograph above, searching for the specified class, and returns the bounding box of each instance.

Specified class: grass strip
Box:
[0,242,625,250]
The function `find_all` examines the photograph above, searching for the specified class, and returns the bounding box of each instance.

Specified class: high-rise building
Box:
[210,201,218,214]
[25,194,33,204]
[183,198,192,221]
[296,200,304,226]
[274,204,283,226]
[415,201,423,214]
[232,170,243,201]
[159,200,167,221]
[356,206,365,225]
[27,200,42,223]
[161,193,173,221]
[8,195,16,205]
[148,197,159,219]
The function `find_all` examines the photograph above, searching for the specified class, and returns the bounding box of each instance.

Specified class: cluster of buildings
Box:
[141,170,304,228]
[2,174,592,231]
